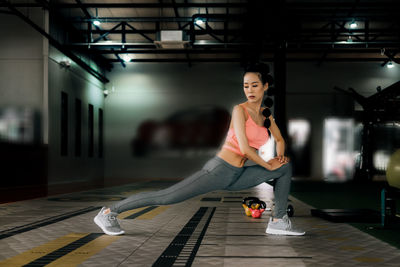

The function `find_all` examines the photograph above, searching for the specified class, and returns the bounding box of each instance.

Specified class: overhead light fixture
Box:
[154,30,190,49]
[120,54,132,62]
[93,8,101,26]
[387,61,395,68]
[347,36,353,42]
[99,40,114,44]
[103,89,109,96]
[195,17,205,26]
[350,21,357,29]
[59,58,71,68]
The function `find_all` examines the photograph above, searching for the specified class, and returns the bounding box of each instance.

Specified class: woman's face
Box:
[243,72,268,103]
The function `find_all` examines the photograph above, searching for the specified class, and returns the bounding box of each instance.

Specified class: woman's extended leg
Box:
[225,162,292,218]
[94,156,243,235]
[110,156,243,213]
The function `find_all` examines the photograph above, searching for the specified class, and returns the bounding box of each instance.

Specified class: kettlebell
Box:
[242,197,260,217]
[248,200,266,218]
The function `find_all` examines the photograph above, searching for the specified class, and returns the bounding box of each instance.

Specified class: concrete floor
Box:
[0,181,400,266]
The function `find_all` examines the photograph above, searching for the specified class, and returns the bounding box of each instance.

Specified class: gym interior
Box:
[1,0,400,266]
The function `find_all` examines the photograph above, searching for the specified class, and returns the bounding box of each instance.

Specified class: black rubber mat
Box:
[201,197,221,201]
[311,209,380,223]
[152,207,216,267]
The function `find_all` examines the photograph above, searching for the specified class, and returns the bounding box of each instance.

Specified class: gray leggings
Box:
[110,156,292,218]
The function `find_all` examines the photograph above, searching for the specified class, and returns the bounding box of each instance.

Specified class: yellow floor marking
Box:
[326,237,349,241]
[0,233,87,267]
[312,225,328,228]
[118,206,170,220]
[136,206,170,220]
[316,230,338,235]
[340,246,365,251]
[45,235,121,267]
[354,257,384,263]
[118,207,149,219]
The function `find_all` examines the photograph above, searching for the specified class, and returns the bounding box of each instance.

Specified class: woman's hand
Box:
[266,158,285,171]
[275,155,290,164]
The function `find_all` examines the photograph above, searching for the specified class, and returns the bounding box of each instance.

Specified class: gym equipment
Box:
[381,187,400,227]
[242,197,294,218]
[380,149,400,227]
[334,81,400,181]
[287,204,294,217]
[248,200,266,218]
[386,149,400,189]
[242,197,261,217]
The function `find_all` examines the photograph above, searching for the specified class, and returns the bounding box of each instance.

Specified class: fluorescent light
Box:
[59,58,71,67]
[350,21,357,28]
[121,54,132,62]
[195,18,205,26]
[93,20,101,26]
[387,61,395,68]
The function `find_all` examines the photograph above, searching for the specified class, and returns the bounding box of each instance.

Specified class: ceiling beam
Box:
[72,48,397,55]
[2,0,109,83]
[0,3,249,8]
[34,0,113,71]
[107,57,396,63]
[2,2,399,9]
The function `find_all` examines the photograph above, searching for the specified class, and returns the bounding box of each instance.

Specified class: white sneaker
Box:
[266,215,305,236]
[94,207,125,236]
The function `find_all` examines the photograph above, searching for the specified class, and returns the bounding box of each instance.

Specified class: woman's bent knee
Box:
[279,161,292,173]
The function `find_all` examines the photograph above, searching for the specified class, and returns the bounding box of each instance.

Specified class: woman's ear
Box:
[264,83,269,91]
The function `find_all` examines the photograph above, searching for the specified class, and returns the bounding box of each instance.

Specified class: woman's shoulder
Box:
[233,102,247,111]
[232,103,248,119]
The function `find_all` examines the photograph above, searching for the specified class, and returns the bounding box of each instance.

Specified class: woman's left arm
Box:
[268,115,289,163]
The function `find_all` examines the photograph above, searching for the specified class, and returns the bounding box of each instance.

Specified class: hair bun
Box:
[263,97,273,108]
[243,61,274,86]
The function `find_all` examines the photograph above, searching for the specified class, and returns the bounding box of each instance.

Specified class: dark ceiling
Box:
[2,1,400,76]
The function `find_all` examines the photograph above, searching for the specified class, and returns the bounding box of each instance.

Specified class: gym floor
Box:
[1,181,400,267]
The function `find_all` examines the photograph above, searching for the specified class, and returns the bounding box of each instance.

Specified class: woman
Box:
[94,62,305,236]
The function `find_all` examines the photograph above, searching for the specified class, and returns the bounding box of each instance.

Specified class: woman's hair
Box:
[244,62,275,134]
[243,62,274,86]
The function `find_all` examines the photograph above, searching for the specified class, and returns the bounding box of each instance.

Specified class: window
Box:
[98,108,103,158]
[75,99,81,157]
[61,92,68,156]
[88,104,94,157]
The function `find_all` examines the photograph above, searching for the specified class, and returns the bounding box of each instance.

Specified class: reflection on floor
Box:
[0,181,400,266]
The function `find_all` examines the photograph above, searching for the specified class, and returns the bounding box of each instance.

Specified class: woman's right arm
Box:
[231,105,284,171]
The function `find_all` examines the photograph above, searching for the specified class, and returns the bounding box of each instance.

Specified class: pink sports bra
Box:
[223,104,270,157]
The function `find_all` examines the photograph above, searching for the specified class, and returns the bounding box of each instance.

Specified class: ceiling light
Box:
[93,20,101,26]
[195,18,205,26]
[347,36,353,42]
[350,21,357,29]
[59,58,71,67]
[121,54,132,62]
[387,61,395,68]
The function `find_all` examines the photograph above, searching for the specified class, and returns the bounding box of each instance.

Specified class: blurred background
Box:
[1,1,400,231]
